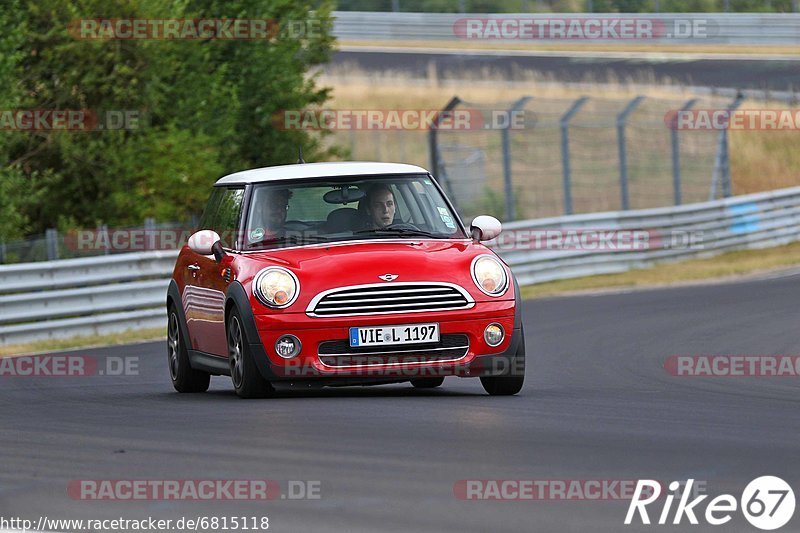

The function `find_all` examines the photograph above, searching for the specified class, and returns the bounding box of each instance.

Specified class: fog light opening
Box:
[484,324,504,347]
[275,335,302,359]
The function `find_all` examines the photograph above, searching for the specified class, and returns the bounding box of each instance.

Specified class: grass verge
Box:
[521,241,800,299]
[339,40,800,57]
[0,327,165,357]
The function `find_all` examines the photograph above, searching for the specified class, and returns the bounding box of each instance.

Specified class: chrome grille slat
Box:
[308,282,474,317]
[319,294,461,306]
[325,287,451,299]
[316,300,467,312]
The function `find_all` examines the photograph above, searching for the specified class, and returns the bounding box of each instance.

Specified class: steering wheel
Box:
[384,221,421,231]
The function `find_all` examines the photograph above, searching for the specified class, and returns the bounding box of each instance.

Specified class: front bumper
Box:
[249,301,518,382]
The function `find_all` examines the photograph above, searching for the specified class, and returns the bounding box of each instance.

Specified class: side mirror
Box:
[188,230,226,262]
[470,215,502,242]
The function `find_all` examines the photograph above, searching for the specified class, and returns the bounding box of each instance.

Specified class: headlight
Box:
[471,255,508,296]
[253,267,299,308]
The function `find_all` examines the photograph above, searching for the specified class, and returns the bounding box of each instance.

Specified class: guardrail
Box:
[0,251,177,345]
[2,185,800,346]
[492,186,800,285]
[332,12,800,46]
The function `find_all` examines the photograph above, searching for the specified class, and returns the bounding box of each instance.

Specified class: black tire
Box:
[411,377,445,389]
[227,308,275,399]
[480,329,525,396]
[167,306,210,393]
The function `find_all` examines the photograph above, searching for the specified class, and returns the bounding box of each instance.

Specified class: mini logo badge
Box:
[378,274,399,282]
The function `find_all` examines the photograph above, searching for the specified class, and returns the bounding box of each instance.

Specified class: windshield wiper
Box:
[353,228,442,238]
[252,234,330,247]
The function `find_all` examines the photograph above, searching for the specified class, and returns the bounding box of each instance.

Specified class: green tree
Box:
[1,0,337,237]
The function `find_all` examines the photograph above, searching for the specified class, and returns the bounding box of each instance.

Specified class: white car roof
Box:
[214,161,430,185]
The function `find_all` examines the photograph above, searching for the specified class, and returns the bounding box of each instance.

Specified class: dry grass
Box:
[339,40,800,57]
[730,101,800,194]
[319,67,800,215]
[0,327,165,357]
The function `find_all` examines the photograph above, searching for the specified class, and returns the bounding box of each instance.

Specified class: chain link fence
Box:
[0,91,781,264]
[340,92,747,222]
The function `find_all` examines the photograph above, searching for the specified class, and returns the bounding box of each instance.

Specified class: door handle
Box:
[187,264,201,271]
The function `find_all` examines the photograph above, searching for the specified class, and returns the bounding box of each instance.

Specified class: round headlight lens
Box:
[471,255,508,296]
[254,267,299,308]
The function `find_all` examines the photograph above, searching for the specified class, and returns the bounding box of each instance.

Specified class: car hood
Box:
[237,239,510,310]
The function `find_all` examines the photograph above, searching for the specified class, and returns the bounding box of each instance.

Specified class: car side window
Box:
[211,188,245,248]
[198,188,223,231]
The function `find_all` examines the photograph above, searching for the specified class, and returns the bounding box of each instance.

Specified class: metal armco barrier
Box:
[2,186,800,345]
[332,12,800,46]
[491,186,800,286]
[0,251,177,345]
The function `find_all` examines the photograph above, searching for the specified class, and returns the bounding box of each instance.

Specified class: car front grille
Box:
[307,283,474,317]
[318,334,470,367]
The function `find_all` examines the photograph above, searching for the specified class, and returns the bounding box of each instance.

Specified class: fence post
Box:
[144,217,156,251]
[500,96,531,222]
[428,96,461,206]
[671,98,698,206]
[99,224,110,255]
[710,93,745,200]
[617,96,645,211]
[560,96,589,215]
[45,228,59,261]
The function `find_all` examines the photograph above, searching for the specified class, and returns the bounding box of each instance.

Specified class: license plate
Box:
[349,323,440,347]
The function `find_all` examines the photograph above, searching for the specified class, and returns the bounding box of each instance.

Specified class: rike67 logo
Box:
[626,477,795,530]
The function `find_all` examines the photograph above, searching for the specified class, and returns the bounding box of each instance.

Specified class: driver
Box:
[364,184,396,229]
[261,188,292,237]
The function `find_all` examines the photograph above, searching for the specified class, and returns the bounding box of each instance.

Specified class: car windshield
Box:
[243,174,466,250]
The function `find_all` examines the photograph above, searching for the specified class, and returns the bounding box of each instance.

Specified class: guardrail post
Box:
[428,96,461,208]
[617,96,645,211]
[45,228,59,261]
[560,96,589,215]
[500,96,531,222]
[0,240,5,264]
[671,98,698,206]
[710,93,745,200]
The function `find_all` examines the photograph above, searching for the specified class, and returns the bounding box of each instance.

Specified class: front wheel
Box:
[480,329,525,396]
[167,307,210,393]
[227,309,275,399]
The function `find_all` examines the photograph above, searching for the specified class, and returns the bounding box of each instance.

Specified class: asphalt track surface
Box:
[2,274,800,532]
[331,48,800,92]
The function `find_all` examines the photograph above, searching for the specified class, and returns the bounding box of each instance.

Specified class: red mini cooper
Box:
[166,162,525,398]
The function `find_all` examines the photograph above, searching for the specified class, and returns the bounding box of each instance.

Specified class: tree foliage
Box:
[0,0,337,238]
